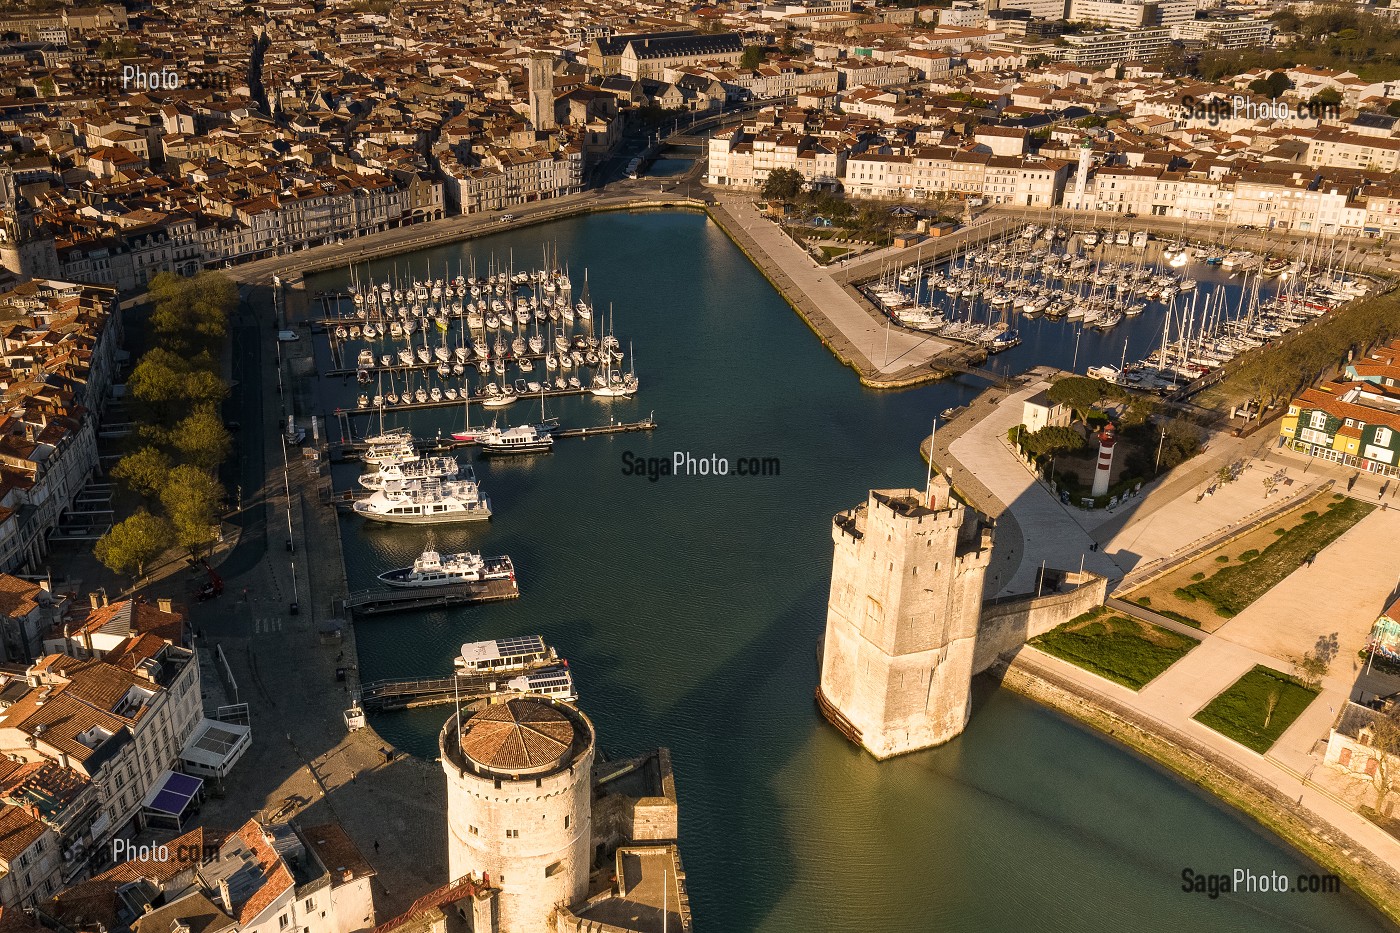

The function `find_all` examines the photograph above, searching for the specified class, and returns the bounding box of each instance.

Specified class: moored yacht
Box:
[478,423,553,455]
[377,548,515,587]
[352,476,492,523]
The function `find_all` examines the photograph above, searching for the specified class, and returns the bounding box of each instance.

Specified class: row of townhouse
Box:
[1065,160,1400,235]
[1279,345,1400,476]
[4,171,439,286]
[0,279,120,576]
[708,128,1067,206]
[439,143,583,214]
[37,818,374,933]
[0,596,222,907]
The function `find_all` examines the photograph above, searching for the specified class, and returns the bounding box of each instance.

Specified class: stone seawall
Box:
[973,573,1109,674]
[993,653,1400,927]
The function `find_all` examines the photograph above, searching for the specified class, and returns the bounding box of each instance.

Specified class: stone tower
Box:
[0,196,59,281]
[817,477,992,759]
[441,696,595,932]
[527,52,556,131]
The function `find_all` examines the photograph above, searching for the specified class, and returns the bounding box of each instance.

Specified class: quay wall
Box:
[993,652,1400,927]
[972,573,1110,674]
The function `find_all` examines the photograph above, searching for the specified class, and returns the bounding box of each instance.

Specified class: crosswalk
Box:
[254,616,283,635]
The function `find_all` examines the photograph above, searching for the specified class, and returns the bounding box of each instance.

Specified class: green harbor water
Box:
[307,211,1394,932]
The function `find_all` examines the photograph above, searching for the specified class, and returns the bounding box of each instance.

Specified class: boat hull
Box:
[479,442,552,456]
[353,506,493,524]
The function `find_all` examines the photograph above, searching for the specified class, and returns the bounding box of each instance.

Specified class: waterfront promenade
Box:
[929,380,1400,916]
[177,294,447,917]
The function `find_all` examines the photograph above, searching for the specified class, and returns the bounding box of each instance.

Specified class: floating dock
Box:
[330,415,657,462]
[343,578,519,616]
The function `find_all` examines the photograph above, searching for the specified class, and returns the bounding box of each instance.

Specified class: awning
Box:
[179,718,252,778]
[141,770,203,828]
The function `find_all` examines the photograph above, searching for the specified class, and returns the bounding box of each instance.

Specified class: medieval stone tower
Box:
[441,696,595,932]
[817,476,992,759]
[527,52,556,132]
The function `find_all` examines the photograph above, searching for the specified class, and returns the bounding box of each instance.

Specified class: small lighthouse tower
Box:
[1071,140,1093,211]
[1091,423,1117,498]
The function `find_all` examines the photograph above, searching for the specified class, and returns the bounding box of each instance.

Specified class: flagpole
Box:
[925,417,937,504]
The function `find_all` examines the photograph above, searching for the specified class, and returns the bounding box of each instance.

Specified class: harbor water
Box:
[305,211,1393,932]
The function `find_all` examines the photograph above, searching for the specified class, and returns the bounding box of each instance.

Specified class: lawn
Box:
[1029,608,1198,690]
[1193,665,1319,754]
[1183,496,1375,617]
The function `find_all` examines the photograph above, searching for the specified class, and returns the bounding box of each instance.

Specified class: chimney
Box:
[89,593,99,609]
[218,878,232,911]
[157,598,172,614]
[102,593,109,607]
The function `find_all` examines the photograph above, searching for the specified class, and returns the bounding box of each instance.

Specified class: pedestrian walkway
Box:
[708,196,958,382]
[939,378,1125,596]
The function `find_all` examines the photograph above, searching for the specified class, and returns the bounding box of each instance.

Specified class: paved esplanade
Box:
[938,378,1125,596]
[709,195,961,382]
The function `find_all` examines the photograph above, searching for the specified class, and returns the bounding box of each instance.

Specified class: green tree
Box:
[159,465,225,556]
[127,349,228,423]
[148,271,235,350]
[170,406,232,473]
[1311,86,1342,106]
[1248,71,1294,99]
[1047,376,1111,420]
[95,510,174,581]
[762,167,805,202]
[740,45,767,69]
[112,446,172,498]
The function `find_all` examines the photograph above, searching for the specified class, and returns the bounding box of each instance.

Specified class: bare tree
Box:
[1363,703,1400,813]
[1264,687,1281,729]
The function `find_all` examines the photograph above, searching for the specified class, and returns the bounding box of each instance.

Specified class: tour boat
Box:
[359,455,462,490]
[352,477,492,524]
[478,424,553,456]
[377,548,515,588]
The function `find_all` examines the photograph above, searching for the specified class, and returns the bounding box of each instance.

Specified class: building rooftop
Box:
[459,698,580,775]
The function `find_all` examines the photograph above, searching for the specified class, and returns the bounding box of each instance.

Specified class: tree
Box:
[1046,376,1110,420]
[95,510,174,581]
[1248,71,1293,99]
[1311,86,1342,106]
[1290,650,1329,690]
[112,446,172,498]
[170,406,232,473]
[159,465,225,556]
[762,167,805,202]
[1264,686,1281,729]
[148,272,235,350]
[127,349,228,423]
[740,45,766,69]
[1366,703,1400,813]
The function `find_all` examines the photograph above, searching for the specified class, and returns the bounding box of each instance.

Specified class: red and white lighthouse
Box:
[1092,423,1117,498]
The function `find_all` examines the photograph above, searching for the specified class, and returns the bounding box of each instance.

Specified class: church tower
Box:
[817,476,992,759]
[0,196,60,281]
[528,52,556,132]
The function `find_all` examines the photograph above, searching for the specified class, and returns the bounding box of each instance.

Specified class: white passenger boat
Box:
[359,456,460,490]
[377,547,515,587]
[454,635,556,674]
[478,424,553,455]
[352,477,492,524]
